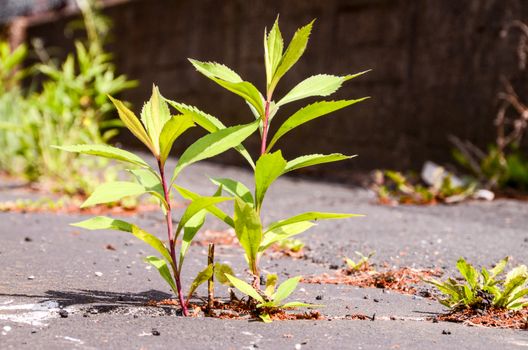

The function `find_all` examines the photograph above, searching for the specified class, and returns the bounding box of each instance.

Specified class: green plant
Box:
[345,251,375,273]
[373,170,476,205]
[167,18,366,291]
[275,238,305,253]
[426,257,528,311]
[58,86,258,316]
[226,273,316,322]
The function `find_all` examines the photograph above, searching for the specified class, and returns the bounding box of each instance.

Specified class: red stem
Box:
[158,160,189,316]
[260,98,271,155]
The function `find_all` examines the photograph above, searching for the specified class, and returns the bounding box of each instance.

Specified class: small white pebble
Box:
[145,266,152,270]
[295,344,302,350]
[94,272,103,277]
[298,288,306,293]
[27,275,35,280]
[3,326,11,332]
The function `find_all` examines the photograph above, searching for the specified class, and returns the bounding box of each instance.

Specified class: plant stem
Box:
[207,243,215,314]
[158,160,188,316]
[260,98,271,155]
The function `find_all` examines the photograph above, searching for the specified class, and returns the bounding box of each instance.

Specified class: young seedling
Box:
[345,251,375,273]
[167,18,367,291]
[226,273,317,322]
[56,85,257,315]
[425,257,528,311]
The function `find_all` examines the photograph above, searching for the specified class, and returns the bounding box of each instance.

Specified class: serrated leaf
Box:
[71,216,172,264]
[108,95,154,154]
[188,59,242,82]
[176,196,232,236]
[255,150,287,211]
[81,181,147,208]
[141,85,172,154]
[179,210,206,268]
[267,99,368,151]
[165,99,255,169]
[189,59,264,116]
[273,276,301,303]
[211,177,254,206]
[172,120,259,181]
[276,74,345,107]
[175,186,234,228]
[489,257,509,278]
[265,212,362,233]
[128,169,167,208]
[225,273,264,302]
[283,153,356,174]
[269,20,314,92]
[456,258,479,290]
[144,256,177,293]
[214,263,235,286]
[187,264,214,301]
[53,144,150,168]
[259,221,315,252]
[264,17,284,87]
[159,114,195,164]
[234,198,262,273]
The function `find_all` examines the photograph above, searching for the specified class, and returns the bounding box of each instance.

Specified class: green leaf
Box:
[264,17,284,87]
[259,312,272,323]
[265,212,362,233]
[278,74,339,107]
[255,150,287,211]
[128,169,166,207]
[52,144,150,168]
[187,60,243,82]
[282,301,318,309]
[489,257,509,278]
[214,263,235,286]
[456,258,479,290]
[225,274,264,302]
[81,181,147,208]
[71,216,172,264]
[165,99,255,169]
[108,95,154,154]
[189,59,264,116]
[140,85,172,155]
[187,264,214,301]
[267,99,368,151]
[179,210,206,268]
[233,198,263,273]
[283,153,356,174]
[172,120,259,181]
[176,196,232,236]
[159,114,195,164]
[174,186,234,228]
[265,273,278,297]
[273,276,301,303]
[211,178,254,206]
[144,256,177,293]
[260,221,315,252]
[269,20,314,92]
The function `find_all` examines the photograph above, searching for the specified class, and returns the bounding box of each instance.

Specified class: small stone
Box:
[151,329,160,336]
[329,264,339,270]
[89,308,99,315]
[59,309,69,318]
[94,271,103,277]
[390,316,396,320]
[24,237,32,242]
[373,298,380,303]
[363,295,370,300]
[31,330,37,334]
[27,275,35,280]
[432,317,439,323]
[442,330,451,335]
[294,344,302,350]
[3,326,12,332]
[315,295,323,300]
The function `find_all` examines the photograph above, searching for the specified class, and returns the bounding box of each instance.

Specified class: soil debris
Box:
[302,267,442,296]
[437,307,528,329]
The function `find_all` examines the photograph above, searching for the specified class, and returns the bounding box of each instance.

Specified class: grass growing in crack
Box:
[164,17,368,321]
[57,86,257,316]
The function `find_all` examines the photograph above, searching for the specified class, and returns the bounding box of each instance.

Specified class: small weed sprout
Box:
[58,86,257,316]
[425,257,528,311]
[345,251,375,273]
